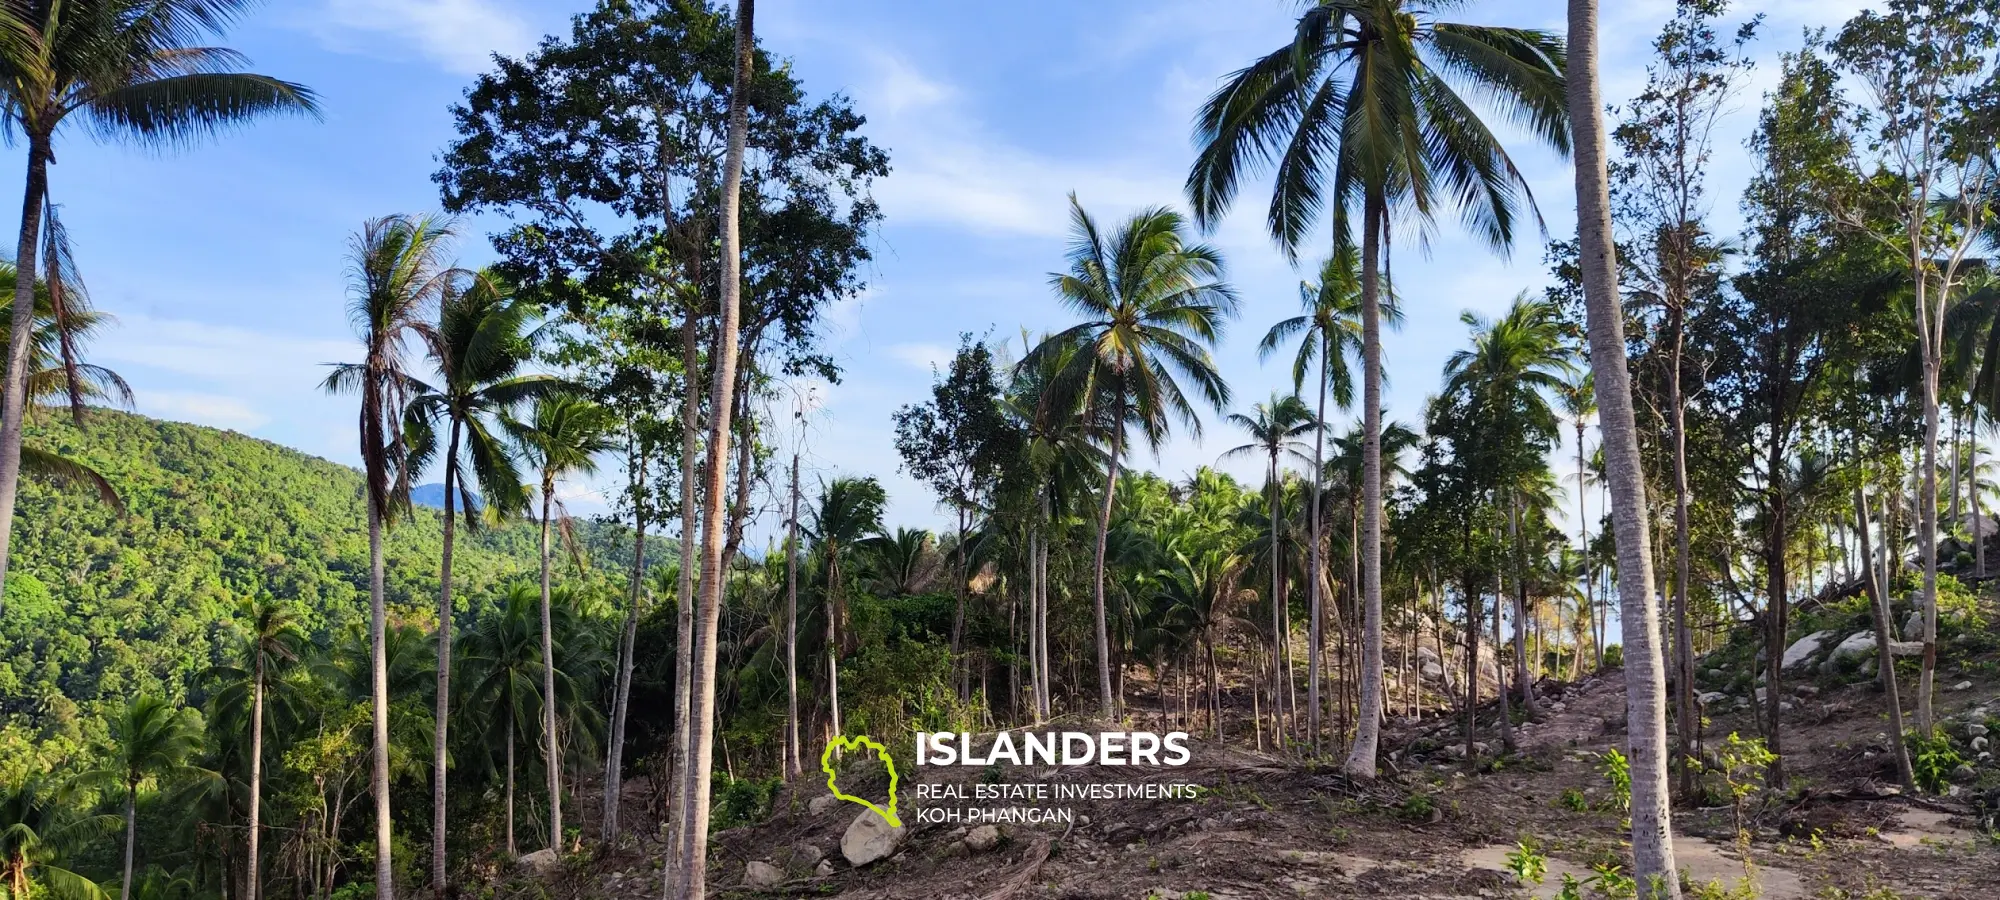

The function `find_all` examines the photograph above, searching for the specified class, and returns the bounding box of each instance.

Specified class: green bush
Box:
[711,774,782,832]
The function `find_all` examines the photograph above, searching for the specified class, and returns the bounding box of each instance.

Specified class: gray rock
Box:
[815,859,835,877]
[840,809,906,867]
[1708,668,1728,681]
[1967,723,1990,738]
[781,842,824,870]
[1699,691,1728,706]
[1972,736,1990,753]
[1830,631,1878,662]
[1888,640,1924,657]
[745,861,786,888]
[1793,683,1820,697]
[1951,763,1979,784]
[516,848,560,874]
[965,824,1002,852]
[808,794,839,815]
[1783,630,1837,670]
[1950,681,1975,692]
[1422,661,1445,680]
[1903,610,1924,641]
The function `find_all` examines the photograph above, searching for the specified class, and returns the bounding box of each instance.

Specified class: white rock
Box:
[965,825,1002,852]
[516,848,560,874]
[1967,723,1990,738]
[1699,691,1728,706]
[1783,631,1837,669]
[745,861,785,888]
[815,859,835,877]
[1972,736,1989,752]
[1950,681,1975,692]
[1887,640,1924,657]
[1903,610,1924,641]
[840,810,906,867]
[1422,661,1445,680]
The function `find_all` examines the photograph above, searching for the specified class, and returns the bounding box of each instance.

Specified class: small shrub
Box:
[1506,838,1549,886]
[710,774,781,832]
[1598,749,1631,812]
[1557,787,1589,812]
[1906,731,1965,795]
[1401,790,1436,821]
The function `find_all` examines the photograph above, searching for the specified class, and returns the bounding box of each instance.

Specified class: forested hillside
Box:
[0,410,586,763]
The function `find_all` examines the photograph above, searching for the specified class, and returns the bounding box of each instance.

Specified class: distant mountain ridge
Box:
[411,482,477,510]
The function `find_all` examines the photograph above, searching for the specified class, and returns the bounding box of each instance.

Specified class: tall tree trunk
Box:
[1568,1,1681,890]
[1508,499,1538,717]
[1344,194,1386,779]
[677,6,755,890]
[1038,496,1053,720]
[0,138,50,606]
[605,444,648,842]
[249,653,265,900]
[505,708,516,857]
[1269,454,1284,748]
[1308,341,1328,750]
[368,500,395,898]
[537,485,562,852]
[433,422,462,894]
[784,450,802,776]
[1668,311,1697,799]
[121,787,136,900]
[1494,572,1514,752]
[1974,406,1984,577]
[1578,420,1599,670]
[1856,484,1915,791]
[828,555,844,737]
[667,294,701,894]
[1027,523,1044,724]
[1463,565,1481,762]
[1092,424,1124,720]
[1918,349,1941,736]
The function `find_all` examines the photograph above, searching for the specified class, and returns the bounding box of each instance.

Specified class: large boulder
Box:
[516,848,560,875]
[965,824,1002,853]
[1783,630,1837,670]
[840,809,906,867]
[1829,631,1877,662]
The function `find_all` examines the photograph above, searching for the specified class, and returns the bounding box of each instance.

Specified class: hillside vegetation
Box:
[0,410,580,763]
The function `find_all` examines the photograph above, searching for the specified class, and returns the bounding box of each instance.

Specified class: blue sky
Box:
[49,0,1872,538]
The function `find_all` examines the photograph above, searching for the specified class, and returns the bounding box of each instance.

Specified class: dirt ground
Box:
[550,665,1999,900]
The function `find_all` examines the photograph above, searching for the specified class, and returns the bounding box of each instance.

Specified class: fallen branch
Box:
[975,835,1053,900]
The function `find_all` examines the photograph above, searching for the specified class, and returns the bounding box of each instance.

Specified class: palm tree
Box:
[1259,248,1389,749]
[1190,0,1567,780]
[1024,196,1238,719]
[1567,0,1680,890]
[216,597,302,900]
[404,270,543,891]
[322,214,457,899]
[507,391,615,853]
[1222,393,1316,746]
[0,256,126,546]
[1,777,113,900]
[88,698,204,900]
[0,0,317,599]
[1444,295,1573,716]
[1556,371,1599,668]
[461,583,547,857]
[808,476,888,738]
[862,528,943,597]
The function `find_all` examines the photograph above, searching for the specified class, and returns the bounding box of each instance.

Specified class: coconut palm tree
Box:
[1556,371,1600,668]
[1258,248,1394,748]
[1190,0,1568,780]
[507,391,615,853]
[1,777,113,900]
[87,698,205,900]
[0,256,126,543]
[460,583,546,857]
[1567,0,1679,890]
[808,476,888,737]
[1023,196,1238,719]
[403,270,544,891]
[1222,393,1317,746]
[1444,295,1574,715]
[323,214,456,899]
[0,0,318,600]
[211,597,302,900]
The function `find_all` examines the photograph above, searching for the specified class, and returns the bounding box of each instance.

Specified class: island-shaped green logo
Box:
[820,735,901,827]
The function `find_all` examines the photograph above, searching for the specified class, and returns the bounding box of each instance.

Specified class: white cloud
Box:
[304,0,535,75]
[91,314,355,385]
[138,390,270,431]
[887,342,952,373]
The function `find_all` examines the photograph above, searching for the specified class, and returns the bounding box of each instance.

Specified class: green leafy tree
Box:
[1024,196,1238,719]
[0,0,317,602]
[1190,0,1568,779]
[807,476,887,738]
[0,777,111,900]
[1222,393,1316,745]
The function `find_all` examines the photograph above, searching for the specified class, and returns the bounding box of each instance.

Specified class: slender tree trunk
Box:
[432,423,462,894]
[1668,316,1698,799]
[1856,485,1915,791]
[667,295,701,895]
[368,499,396,898]
[1268,454,1285,748]
[121,787,136,900]
[1092,424,1124,720]
[1568,1,1681,889]
[1028,523,1044,724]
[1975,407,1985,578]
[1038,497,1053,720]
[537,486,562,852]
[1918,349,1941,736]
[1508,499,1538,717]
[1308,345,1328,751]
[249,654,265,900]
[1463,566,1481,763]
[606,445,648,842]
[1344,194,1386,779]
[676,7,755,890]
[1494,572,1514,752]
[0,138,50,606]
[1579,421,1600,671]
[505,709,516,857]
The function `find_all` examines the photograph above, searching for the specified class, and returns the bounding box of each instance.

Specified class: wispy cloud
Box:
[92,315,355,384]
[887,342,952,373]
[138,390,271,432]
[302,0,535,75]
